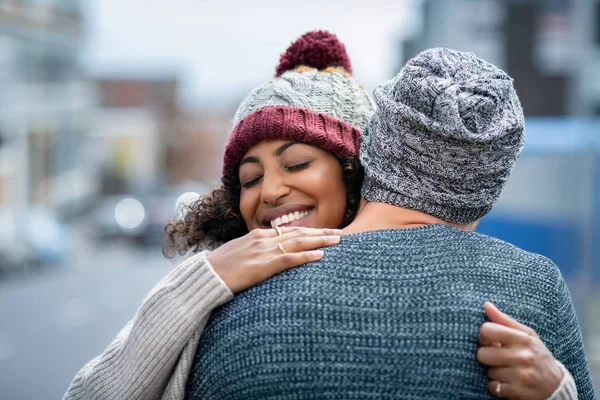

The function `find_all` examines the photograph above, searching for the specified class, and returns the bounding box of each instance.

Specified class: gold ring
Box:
[277,242,287,254]
[495,382,501,396]
[274,226,283,236]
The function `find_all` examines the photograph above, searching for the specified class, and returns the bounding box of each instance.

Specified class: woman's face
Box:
[238,140,347,231]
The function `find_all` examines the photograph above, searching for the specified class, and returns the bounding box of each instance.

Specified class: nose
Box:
[260,169,290,205]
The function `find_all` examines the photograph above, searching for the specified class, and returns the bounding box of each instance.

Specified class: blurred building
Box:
[0,0,97,215]
[91,76,180,194]
[91,75,232,193]
[185,111,231,184]
[402,0,600,117]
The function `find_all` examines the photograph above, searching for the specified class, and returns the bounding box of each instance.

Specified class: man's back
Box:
[186,225,594,399]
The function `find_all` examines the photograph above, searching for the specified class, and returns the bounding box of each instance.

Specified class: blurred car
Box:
[94,195,149,240]
[93,187,203,247]
[0,207,71,273]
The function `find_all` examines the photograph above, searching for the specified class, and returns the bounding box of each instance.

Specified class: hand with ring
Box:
[207,226,342,293]
[476,302,565,400]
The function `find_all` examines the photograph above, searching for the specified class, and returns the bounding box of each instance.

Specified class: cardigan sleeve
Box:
[63,250,233,400]
[547,361,579,400]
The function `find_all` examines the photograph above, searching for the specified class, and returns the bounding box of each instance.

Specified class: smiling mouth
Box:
[269,209,313,228]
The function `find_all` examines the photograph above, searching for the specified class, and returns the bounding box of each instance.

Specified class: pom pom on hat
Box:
[275,30,352,77]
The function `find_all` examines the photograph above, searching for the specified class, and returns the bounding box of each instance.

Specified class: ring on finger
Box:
[277,242,287,254]
[495,382,502,396]
[274,226,283,236]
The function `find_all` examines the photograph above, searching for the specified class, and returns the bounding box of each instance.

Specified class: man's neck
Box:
[343,200,477,234]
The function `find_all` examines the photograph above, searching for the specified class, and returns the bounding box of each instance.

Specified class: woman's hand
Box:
[207,226,342,293]
[476,302,564,400]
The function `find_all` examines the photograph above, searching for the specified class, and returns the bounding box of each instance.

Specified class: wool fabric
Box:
[222,31,374,174]
[186,225,594,400]
[360,48,525,224]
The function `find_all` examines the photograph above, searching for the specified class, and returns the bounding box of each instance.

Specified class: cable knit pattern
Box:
[233,69,373,130]
[186,226,595,400]
[360,48,525,224]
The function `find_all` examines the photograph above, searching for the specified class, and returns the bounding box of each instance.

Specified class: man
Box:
[186,48,595,399]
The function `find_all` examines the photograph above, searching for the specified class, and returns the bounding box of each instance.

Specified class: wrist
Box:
[546,361,576,400]
[544,359,565,399]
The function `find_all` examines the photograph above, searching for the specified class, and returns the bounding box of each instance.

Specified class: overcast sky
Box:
[82,0,420,110]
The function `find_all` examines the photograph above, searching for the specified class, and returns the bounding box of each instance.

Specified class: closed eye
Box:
[285,162,311,172]
[242,176,262,188]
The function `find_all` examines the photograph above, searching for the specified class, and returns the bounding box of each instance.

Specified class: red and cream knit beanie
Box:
[222,30,375,175]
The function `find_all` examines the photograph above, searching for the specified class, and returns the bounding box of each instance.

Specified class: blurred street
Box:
[2,0,600,398]
[0,218,172,400]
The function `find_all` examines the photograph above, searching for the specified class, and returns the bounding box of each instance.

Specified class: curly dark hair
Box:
[163,157,363,258]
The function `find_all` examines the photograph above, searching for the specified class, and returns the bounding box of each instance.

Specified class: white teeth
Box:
[270,209,312,228]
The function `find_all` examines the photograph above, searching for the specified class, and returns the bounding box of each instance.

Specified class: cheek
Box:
[239,188,260,230]
[320,175,348,227]
[303,166,347,228]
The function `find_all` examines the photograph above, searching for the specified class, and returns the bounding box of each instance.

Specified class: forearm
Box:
[63,251,233,400]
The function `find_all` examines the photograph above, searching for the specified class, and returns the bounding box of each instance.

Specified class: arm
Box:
[64,227,342,400]
[63,251,233,400]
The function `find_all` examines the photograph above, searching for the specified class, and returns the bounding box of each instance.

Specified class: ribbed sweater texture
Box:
[62,228,583,400]
[186,226,592,400]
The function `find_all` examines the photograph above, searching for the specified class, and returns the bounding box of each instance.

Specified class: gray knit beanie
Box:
[360,48,525,224]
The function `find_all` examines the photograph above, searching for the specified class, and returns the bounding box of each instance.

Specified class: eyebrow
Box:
[239,141,299,166]
[274,141,298,156]
[239,155,259,167]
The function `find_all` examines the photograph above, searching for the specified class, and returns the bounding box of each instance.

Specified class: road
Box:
[0,235,172,400]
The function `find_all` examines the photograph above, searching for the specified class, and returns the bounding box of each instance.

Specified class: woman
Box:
[64,31,576,400]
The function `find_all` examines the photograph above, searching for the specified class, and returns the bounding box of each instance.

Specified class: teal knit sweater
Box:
[186,225,595,399]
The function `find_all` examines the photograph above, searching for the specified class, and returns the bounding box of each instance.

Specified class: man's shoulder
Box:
[334,225,561,274]
[463,229,558,267]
